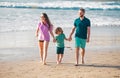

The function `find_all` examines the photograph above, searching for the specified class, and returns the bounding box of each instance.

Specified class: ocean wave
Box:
[0,1,120,10]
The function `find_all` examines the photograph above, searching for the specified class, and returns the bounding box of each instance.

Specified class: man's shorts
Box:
[75,37,86,48]
[56,47,64,54]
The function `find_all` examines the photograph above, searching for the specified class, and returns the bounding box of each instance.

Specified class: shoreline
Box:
[0,26,120,48]
[0,26,120,62]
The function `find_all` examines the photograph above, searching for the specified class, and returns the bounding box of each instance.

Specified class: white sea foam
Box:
[0,1,120,10]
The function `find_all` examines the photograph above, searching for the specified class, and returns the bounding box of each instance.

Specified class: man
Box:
[69,8,91,66]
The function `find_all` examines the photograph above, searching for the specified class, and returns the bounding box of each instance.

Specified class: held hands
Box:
[53,38,56,43]
[68,36,72,41]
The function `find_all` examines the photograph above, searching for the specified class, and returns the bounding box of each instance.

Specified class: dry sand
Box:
[0,50,120,78]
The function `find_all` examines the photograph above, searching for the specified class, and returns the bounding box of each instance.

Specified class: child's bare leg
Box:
[59,54,63,63]
[43,41,49,65]
[81,48,85,64]
[38,41,44,62]
[57,54,60,64]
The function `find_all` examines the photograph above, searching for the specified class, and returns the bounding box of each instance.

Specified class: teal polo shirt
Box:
[55,33,66,47]
[74,17,91,39]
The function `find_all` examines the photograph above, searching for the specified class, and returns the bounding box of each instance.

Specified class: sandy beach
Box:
[0,26,120,78]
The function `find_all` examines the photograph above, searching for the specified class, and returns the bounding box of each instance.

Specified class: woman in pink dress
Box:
[36,13,55,65]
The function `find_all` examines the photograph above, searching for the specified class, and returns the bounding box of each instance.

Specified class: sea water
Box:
[0,0,120,32]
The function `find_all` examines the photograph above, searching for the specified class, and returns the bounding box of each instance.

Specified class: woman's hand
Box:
[35,33,38,37]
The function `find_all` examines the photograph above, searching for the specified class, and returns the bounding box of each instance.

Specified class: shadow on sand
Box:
[75,64,120,70]
[47,62,120,70]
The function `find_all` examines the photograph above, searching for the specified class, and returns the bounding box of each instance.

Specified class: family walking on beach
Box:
[36,8,91,66]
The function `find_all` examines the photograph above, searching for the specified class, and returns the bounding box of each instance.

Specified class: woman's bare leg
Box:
[38,41,44,62]
[43,41,49,65]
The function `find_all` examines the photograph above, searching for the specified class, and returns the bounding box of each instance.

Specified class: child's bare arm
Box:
[65,38,69,41]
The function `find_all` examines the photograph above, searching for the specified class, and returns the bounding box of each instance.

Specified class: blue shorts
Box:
[75,37,86,48]
[56,47,64,54]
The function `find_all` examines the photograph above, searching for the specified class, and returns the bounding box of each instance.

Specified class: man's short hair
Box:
[80,8,85,13]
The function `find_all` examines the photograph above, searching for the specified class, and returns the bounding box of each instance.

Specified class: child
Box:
[54,27,68,64]
[36,13,55,65]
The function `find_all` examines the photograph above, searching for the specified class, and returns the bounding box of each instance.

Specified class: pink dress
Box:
[38,22,53,42]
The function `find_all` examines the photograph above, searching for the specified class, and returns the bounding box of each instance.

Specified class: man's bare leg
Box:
[81,48,85,64]
[75,47,80,66]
